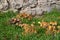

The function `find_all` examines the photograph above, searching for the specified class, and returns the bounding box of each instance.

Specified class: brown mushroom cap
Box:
[10,18,17,24]
[50,21,57,26]
[40,22,49,28]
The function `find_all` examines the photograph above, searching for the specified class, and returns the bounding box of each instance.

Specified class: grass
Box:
[0,9,60,40]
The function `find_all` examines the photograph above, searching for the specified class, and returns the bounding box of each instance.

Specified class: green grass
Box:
[0,9,60,40]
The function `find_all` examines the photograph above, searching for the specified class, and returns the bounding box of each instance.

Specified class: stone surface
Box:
[0,0,60,15]
[0,0,8,11]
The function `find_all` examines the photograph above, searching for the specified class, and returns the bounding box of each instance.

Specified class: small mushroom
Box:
[57,30,60,33]
[32,22,35,24]
[16,15,20,18]
[21,13,27,18]
[48,25,52,31]
[18,24,23,27]
[40,22,49,28]
[38,21,41,24]
[57,26,60,29]
[48,25,56,32]
[28,15,32,20]
[31,24,34,27]
[16,18,20,22]
[10,18,17,24]
[15,23,19,26]
[50,21,57,26]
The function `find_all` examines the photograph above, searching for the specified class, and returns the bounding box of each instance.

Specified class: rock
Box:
[20,7,32,14]
[31,8,36,16]
[0,5,3,10]
[0,0,8,11]
[35,6,44,15]
[0,0,60,16]
[8,0,23,9]
[56,1,60,9]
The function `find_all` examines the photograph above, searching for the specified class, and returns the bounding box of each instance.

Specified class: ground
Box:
[0,9,60,40]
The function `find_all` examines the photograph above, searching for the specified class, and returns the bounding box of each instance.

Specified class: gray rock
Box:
[0,0,8,11]
[36,6,43,15]
[0,0,60,15]
[20,7,32,14]
[8,0,23,9]
[31,8,36,16]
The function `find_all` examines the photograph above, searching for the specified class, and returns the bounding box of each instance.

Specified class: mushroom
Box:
[16,15,20,18]
[50,21,57,26]
[40,22,49,28]
[10,18,17,24]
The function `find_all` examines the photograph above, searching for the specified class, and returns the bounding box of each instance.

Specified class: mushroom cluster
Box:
[10,13,37,35]
[22,24,37,35]
[38,21,60,34]
[10,12,33,25]
[10,13,60,35]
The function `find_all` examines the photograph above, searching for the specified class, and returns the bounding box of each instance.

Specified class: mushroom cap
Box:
[50,21,57,26]
[40,22,49,27]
